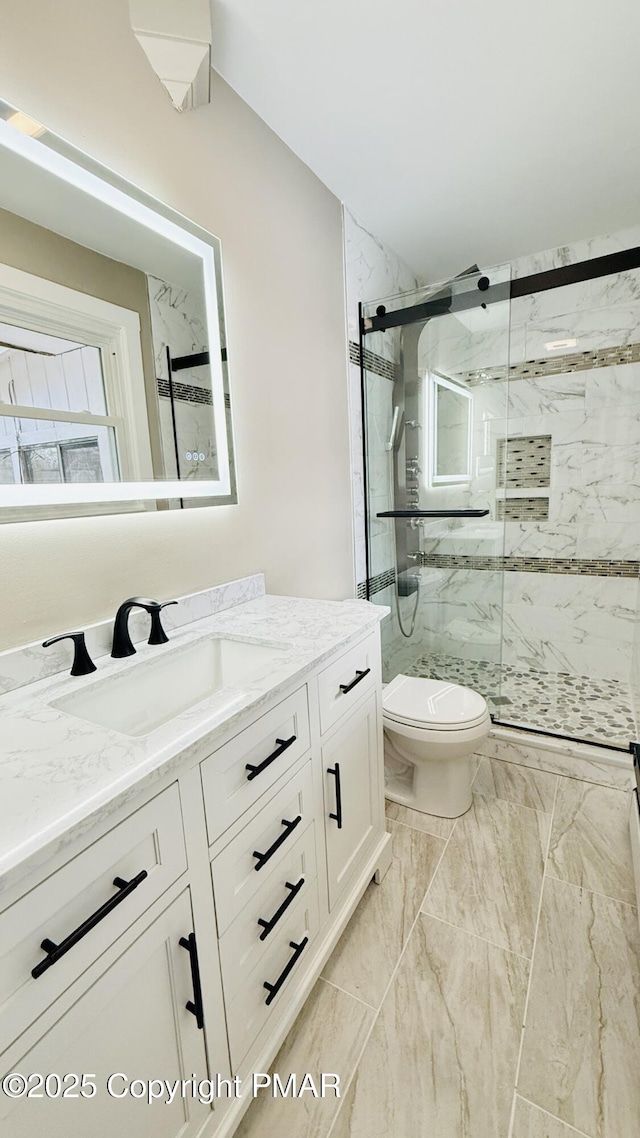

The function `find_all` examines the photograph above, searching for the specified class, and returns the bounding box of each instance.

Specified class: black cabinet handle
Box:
[339,668,370,695]
[253,816,302,871]
[31,870,148,979]
[328,763,343,829]
[179,932,205,1030]
[257,877,305,941]
[246,735,297,782]
[263,936,309,1006]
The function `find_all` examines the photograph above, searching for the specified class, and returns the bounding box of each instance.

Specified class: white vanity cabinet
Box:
[0,889,211,1138]
[322,691,380,910]
[0,622,391,1138]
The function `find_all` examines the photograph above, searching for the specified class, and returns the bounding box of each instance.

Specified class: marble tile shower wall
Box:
[343,207,425,589]
[343,206,428,674]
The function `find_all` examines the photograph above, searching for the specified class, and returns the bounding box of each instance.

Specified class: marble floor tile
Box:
[518,877,640,1138]
[423,792,549,957]
[321,820,445,1008]
[329,914,529,1138]
[385,796,456,839]
[234,978,373,1138]
[547,779,636,904]
[472,756,557,813]
[512,1096,591,1137]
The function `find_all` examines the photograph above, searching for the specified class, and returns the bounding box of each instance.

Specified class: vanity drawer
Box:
[225,877,320,1070]
[0,784,186,1054]
[218,821,317,1001]
[201,685,310,841]
[317,632,378,735]
[211,762,315,935]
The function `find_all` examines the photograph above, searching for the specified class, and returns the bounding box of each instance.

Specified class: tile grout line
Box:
[507,773,559,1138]
[325,813,460,1138]
[318,974,378,1012]
[544,870,639,911]
[515,1094,595,1138]
[423,910,532,963]
[472,785,555,817]
[384,811,452,841]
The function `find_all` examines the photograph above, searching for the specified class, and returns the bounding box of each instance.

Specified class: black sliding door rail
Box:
[363,246,640,334]
[375,509,489,519]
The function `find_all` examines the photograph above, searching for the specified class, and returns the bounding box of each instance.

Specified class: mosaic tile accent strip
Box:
[460,340,640,386]
[157,377,213,405]
[349,340,396,381]
[356,567,396,599]
[496,497,549,521]
[419,553,640,577]
[497,435,551,488]
[405,653,636,746]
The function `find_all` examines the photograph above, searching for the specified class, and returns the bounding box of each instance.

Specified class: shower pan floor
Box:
[405,653,636,748]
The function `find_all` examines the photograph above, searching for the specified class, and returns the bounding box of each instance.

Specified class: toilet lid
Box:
[382,674,488,730]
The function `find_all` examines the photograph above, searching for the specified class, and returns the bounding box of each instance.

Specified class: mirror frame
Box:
[0,104,234,511]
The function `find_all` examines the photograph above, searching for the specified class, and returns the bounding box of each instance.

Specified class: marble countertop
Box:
[0,593,385,898]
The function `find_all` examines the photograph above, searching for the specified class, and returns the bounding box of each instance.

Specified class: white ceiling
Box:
[211,0,640,282]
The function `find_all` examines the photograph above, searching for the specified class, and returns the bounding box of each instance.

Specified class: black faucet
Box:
[43,632,97,677]
[111,597,178,659]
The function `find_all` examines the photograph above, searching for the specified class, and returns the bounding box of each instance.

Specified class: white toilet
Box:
[383,674,491,818]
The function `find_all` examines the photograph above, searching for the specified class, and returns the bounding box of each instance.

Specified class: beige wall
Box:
[0,0,354,650]
[0,205,163,473]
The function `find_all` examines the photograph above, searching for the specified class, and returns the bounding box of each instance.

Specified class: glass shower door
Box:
[361,264,511,711]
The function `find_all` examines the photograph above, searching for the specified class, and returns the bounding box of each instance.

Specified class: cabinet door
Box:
[1,890,211,1138]
[322,692,380,909]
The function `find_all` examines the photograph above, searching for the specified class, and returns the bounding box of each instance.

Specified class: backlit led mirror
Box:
[0,100,236,520]
[428,374,472,484]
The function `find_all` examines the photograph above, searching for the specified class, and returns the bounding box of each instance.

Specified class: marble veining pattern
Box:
[330,913,529,1138]
[518,876,640,1138]
[247,754,639,1138]
[422,791,549,957]
[0,590,387,896]
[546,779,636,904]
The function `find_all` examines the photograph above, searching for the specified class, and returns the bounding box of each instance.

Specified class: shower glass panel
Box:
[361,264,511,709]
[362,255,640,750]
[494,267,640,748]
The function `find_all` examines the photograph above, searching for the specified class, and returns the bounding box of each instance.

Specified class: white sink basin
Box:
[52,638,287,737]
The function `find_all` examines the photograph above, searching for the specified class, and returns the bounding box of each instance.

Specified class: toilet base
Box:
[383,723,486,819]
[385,759,473,819]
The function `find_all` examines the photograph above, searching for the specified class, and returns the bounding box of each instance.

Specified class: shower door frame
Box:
[359,243,640,752]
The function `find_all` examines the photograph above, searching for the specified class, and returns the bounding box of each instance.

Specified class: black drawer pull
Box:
[257,877,305,940]
[263,936,309,1005]
[339,667,370,695]
[31,870,148,979]
[328,763,343,829]
[179,932,205,1030]
[253,815,302,871]
[246,734,297,782]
